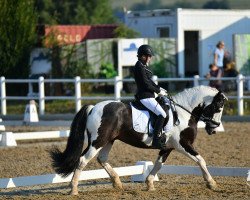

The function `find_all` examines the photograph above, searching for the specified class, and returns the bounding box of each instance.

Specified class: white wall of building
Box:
[125,9,177,38]
[177,9,250,76]
[125,9,250,77]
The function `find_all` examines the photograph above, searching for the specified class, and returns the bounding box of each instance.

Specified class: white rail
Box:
[0,165,144,188]
[0,130,70,146]
[0,122,224,147]
[0,161,248,189]
[1,75,250,116]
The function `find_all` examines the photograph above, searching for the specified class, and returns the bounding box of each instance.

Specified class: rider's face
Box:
[141,55,152,65]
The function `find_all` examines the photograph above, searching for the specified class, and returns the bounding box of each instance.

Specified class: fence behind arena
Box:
[1,75,250,116]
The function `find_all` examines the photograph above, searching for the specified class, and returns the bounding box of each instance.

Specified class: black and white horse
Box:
[50,85,227,195]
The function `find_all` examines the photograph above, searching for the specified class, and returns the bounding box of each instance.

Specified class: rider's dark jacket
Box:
[133,60,160,100]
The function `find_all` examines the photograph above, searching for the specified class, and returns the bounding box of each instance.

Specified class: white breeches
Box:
[140,98,167,118]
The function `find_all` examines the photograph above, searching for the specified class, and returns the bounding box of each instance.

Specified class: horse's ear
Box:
[215,90,223,98]
[217,90,228,101]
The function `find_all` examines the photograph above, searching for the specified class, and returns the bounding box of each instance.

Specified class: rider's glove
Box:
[158,87,168,96]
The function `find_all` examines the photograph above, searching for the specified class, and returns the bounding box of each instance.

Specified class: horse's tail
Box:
[50,105,93,177]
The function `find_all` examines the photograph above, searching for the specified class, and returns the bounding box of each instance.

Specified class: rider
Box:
[133,44,168,149]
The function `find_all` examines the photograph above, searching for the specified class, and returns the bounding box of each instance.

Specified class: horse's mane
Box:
[173,86,218,110]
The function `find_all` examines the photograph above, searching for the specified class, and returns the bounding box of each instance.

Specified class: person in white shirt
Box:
[214,41,225,68]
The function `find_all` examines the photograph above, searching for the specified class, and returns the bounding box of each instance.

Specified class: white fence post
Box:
[75,76,81,112]
[114,76,121,101]
[38,76,45,115]
[237,74,244,116]
[193,75,200,87]
[0,77,6,115]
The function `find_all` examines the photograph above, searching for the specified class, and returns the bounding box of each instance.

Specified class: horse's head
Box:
[201,91,228,135]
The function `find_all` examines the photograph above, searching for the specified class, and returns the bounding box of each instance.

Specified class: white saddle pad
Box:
[131,103,174,134]
[131,104,153,133]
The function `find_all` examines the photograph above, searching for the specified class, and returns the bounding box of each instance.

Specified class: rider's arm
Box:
[137,65,160,93]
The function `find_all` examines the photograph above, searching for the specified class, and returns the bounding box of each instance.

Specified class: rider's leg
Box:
[140,98,168,149]
[152,114,166,148]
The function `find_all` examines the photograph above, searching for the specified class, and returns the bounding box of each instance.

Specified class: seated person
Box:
[205,63,223,90]
[223,61,238,91]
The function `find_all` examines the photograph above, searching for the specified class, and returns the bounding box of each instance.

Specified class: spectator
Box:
[214,41,225,69]
[205,63,223,90]
[223,61,239,91]
[223,49,232,68]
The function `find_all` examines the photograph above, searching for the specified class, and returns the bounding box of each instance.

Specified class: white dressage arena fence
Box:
[1,75,250,116]
[0,130,70,146]
[0,118,5,131]
[0,161,249,189]
[0,122,224,147]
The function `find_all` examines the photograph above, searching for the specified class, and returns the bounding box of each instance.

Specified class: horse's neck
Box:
[188,116,198,127]
[173,90,195,111]
[173,86,216,111]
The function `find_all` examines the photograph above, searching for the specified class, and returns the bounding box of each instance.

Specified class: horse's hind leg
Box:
[70,146,101,195]
[178,146,217,190]
[97,142,123,190]
[146,148,173,191]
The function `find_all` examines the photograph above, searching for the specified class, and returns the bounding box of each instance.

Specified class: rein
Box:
[167,95,220,126]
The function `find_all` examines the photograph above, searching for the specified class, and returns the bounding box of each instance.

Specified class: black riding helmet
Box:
[137,44,154,57]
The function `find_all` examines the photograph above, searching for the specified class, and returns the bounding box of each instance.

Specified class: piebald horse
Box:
[50,85,227,195]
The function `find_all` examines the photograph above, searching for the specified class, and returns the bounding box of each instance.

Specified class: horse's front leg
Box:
[146,148,173,191]
[178,145,217,190]
[97,142,123,190]
[195,154,217,189]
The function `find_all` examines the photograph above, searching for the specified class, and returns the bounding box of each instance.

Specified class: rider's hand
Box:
[159,88,168,96]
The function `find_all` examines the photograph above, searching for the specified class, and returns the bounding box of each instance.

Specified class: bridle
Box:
[166,94,223,128]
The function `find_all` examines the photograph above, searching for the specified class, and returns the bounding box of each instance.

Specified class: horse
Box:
[50,85,227,195]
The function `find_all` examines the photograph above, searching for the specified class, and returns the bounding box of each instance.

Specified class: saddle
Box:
[130,96,176,134]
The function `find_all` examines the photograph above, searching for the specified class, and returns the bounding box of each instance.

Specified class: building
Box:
[30,24,118,76]
[125,8,250,77]
[44,24,118,46]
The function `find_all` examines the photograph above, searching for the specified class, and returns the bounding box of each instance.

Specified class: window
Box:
[157,27,170,38]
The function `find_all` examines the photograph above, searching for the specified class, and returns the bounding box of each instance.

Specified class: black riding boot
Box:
[152,115,166,149]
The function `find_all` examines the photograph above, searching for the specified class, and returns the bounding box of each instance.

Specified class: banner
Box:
[234,34,250,75]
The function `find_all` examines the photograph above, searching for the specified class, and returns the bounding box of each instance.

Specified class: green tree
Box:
[170,0,196,9]
[203,0,230,9]
[35,0,57,24]
[0,0,37,78]
[114,23,140,38]
[35,0,116,25]
[98,63,117,78]
[132,0,163,10]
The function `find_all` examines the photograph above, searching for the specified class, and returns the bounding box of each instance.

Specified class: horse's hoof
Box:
[146,181,156,191]
[113,183,124,190]
[70,190,79,195]
[207,180,217,190]
[147,187,156,191]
